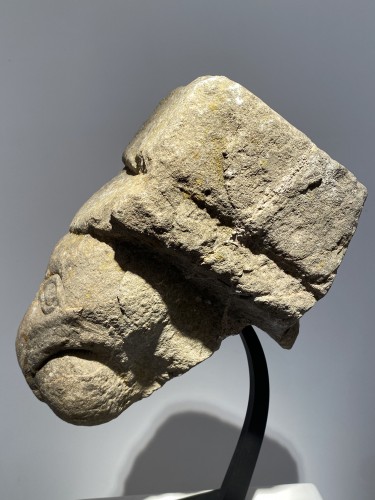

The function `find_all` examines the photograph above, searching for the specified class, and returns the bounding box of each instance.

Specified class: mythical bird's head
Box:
[16,76,367,425]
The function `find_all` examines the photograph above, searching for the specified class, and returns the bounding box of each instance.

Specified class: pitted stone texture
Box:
[17,76,367,425]
[71,75,367,347]
[17,233,227,425]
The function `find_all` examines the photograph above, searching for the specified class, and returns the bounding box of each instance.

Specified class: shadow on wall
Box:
[123,411,298,496]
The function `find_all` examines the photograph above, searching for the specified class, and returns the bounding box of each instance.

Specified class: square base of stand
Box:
[80,483,323,500]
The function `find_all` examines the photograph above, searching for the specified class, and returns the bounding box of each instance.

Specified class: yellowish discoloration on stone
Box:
[17,76,367,426]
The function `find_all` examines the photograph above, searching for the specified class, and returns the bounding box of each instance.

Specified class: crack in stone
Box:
[300,178,322,194]
[178,190,321,299]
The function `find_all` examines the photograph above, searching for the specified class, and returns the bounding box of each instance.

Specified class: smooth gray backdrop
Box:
[1,2,374,500]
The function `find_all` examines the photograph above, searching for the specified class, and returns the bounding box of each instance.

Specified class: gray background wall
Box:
[1,1,374,499]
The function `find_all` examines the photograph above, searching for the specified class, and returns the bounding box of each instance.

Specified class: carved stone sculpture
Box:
[16,76,367,425]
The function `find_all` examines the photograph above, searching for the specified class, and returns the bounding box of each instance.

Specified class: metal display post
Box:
[186,325,269,500]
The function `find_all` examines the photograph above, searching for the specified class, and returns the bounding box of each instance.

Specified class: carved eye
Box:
[39,274,64,314]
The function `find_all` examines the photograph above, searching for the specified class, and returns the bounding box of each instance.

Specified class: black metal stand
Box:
[82,326,269,500]
[185,325,270,500]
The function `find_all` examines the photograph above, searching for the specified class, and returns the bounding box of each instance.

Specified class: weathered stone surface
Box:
[71,75,367,345]
[17,76,367,425]
[17,233,228,425]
